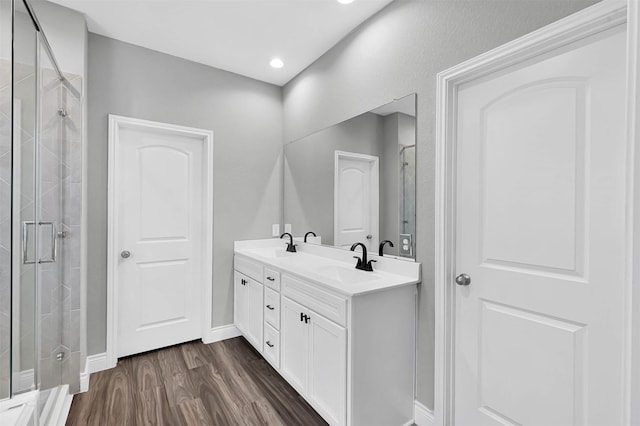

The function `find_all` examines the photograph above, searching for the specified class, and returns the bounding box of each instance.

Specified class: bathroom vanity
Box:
[234,239,421,426]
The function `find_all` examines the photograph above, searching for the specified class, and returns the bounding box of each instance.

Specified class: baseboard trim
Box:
[86,352,109,374]
[414,400,435,426]
[79,362,89,393]
[202,324,241,344]
[12,369,35,393]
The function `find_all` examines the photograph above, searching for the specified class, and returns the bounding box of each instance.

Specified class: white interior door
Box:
[115,121,208,358]
[334,151,379,250]
[454,27,627,425]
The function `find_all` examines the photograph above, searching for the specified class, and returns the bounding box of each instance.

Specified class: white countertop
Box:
[234,238,421,297]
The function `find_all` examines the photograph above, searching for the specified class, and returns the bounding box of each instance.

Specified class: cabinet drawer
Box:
[264,287,280,330]
[263,267,281,291]
[263,323,280,369]
[282,274,347,327]
[234,255,263,282]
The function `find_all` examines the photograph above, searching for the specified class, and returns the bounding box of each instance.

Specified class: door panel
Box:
[481,82,585,274]
[245,278,263,351]
[234,272,247,335]
[117,126,204,357]
[455,28,626,425]
[281,297,309,394]
[308,312,346,426]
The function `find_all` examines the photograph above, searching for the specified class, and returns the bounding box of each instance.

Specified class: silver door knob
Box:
[455,273,471,286]
[366,234,373,240]
[121,250,131,259]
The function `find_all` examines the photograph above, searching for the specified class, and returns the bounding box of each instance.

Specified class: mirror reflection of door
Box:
[334,151,379,251]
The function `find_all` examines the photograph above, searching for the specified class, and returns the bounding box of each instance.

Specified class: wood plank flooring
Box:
[66,337,328,426]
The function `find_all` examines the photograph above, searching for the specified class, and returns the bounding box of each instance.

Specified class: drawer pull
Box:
[266,341,274,348]
[266,276,275,281]
[266,304,275,310]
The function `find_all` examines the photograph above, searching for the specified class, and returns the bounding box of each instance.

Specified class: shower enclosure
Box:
[0,0,83,422]
[399,144,415,257]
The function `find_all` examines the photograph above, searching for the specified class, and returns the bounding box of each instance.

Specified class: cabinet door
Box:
[308,313,347,426]
[233,272,247,335]
[245,278,264,352]
[281,297,309,394]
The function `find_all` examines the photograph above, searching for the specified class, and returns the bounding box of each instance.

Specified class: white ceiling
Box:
[49,0,394,86]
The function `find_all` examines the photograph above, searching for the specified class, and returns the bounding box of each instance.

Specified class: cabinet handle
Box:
[241,279,247,286]
[266,305,275,310]
[266,341,274,348]
[305,315,311,324]
[266,276,275,281]
[300,312,304,322]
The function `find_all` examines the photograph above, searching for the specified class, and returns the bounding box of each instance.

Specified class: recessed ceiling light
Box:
[270,58,284,69]
[337,0,354,4]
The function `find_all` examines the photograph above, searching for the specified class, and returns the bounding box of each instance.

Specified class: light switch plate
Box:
[272,224,280,237]
[284,223,292,234]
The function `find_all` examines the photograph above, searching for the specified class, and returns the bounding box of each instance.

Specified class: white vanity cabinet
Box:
[281,296,347,426]
[233,257,264,353]
[233,242,419,426]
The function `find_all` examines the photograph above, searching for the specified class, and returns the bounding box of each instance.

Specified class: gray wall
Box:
[282,0,598,410]
[87,34,283,355]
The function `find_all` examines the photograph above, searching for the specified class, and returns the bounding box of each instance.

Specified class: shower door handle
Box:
[38,222,57,264]
[22,221,36,264]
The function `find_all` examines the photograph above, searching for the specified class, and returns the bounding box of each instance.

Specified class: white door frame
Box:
[434,1,638,424]
[106,114,213,368]
[333,150,380,248]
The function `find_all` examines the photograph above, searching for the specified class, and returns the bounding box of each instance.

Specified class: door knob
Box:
[121,250,131,259]
[455,273,471,286]
[366,234,373,240]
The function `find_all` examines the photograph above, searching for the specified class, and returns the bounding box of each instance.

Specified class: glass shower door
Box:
[11,7,38,396]
[11,12,65,396]
[0,0,13,401]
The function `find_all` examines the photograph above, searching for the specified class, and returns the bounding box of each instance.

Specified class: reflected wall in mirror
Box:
[284,94,416,260]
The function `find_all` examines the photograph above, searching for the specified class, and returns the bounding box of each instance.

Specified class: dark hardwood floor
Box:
[66,337,328,426]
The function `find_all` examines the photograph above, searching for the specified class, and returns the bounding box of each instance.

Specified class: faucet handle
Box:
[364,259,377,271]
[353,255,363,267]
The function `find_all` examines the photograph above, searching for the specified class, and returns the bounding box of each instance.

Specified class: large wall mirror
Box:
[284,93,416,260]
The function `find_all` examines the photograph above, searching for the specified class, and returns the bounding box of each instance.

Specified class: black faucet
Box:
[350,242,376,272]
[379,240,394,256]
[280,232,297,253]
[304,231,317,243]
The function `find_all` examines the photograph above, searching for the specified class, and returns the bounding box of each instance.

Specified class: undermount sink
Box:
[311,264,382,284]
[245,247,295,259]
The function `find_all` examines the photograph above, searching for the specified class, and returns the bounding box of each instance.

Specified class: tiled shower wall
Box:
[59,73,82,394]
[38,65,82,393]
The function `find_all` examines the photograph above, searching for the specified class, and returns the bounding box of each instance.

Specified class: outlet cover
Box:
[284,223,292,233]
[272,224,280,237]
[399,233,413,257]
